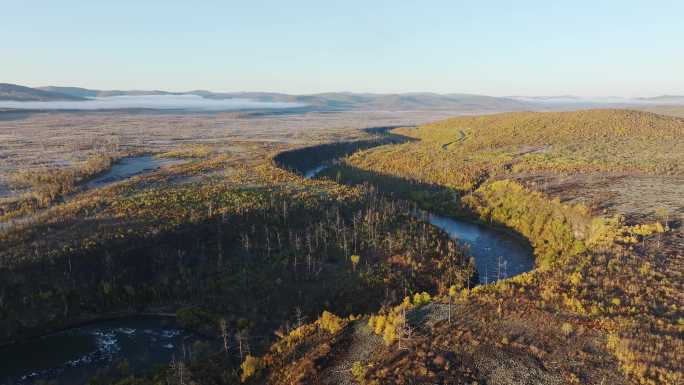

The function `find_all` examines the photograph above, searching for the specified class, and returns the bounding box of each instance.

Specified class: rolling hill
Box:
[39,86,180,98]
[3,83,534,111]
[8,83,684,112]
[637,95,684,104]
[0,83,86,101]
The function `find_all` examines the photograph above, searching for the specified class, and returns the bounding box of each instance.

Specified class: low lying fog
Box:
[0,94,306,111]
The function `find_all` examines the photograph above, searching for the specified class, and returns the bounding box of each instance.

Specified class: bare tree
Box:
[216,220,224,268]
[219,318,229,354]
[396,307,414,351]
[294,306,305,329]
[235,329,250,361]
[170,355,186,385]
[655,207,669,250]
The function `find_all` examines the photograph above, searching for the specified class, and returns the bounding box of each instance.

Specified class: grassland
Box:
[340,109,684,218]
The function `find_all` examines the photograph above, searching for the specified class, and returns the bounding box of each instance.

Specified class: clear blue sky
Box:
[3,0,682,96]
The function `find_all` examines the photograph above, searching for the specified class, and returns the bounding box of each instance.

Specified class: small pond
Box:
[86,155,184,188]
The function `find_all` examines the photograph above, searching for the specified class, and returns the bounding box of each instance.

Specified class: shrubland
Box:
[1,109,682,385]
[341,109,684,194]
[0,148,477,384]
[0,153,119,220]
[249,109,683,385]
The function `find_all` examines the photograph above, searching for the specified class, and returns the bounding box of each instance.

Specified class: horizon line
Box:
[3,82,682,100]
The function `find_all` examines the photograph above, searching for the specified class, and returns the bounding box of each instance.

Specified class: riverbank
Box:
[302,161,535,283]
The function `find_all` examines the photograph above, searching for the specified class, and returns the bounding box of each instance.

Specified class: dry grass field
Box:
[0,109,462,197]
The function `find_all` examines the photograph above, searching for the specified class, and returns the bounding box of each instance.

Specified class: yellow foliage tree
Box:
[240,355,262,382]
[350,254,360,271]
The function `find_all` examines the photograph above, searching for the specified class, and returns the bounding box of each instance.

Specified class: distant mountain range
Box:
[0,83,535,111]
[38,86,184,99]
[35,86,535,111]
[0,83,86,101]
[506,95,684,105]
[636,95,684,103]
[1,83,683,111]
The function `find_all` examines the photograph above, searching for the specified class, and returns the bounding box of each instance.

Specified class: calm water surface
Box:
[86,155,183,188]
[305,164,534,282]
[0,317,207,385]
[422,212,533,282]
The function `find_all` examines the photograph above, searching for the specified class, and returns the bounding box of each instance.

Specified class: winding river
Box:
[421,212,533,283]
[1,139,534,384]
[304,165,534,284]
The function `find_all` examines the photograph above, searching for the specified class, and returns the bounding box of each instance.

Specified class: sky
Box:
[3,1,683,97]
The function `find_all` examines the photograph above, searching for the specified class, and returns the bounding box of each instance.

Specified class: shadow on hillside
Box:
[272,125,477,217]
[271,127,537,271]
[320,163,466,215]
[272,126,415,174]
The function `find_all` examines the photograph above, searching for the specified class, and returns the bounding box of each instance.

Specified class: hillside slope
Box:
[292,108,684,385]
[342,109,684,194]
